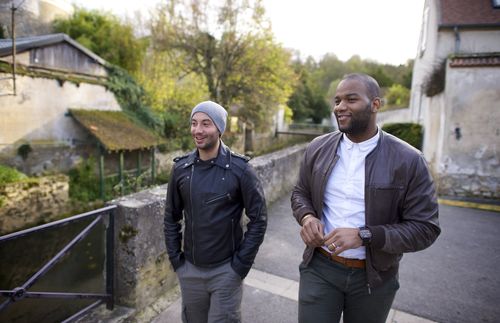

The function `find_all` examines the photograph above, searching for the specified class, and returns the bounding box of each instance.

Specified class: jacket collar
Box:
[182,141,231,169]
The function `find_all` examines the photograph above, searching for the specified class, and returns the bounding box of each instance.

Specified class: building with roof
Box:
[409,0,500,199]
[0,33,159,182]
[0,0,73,37]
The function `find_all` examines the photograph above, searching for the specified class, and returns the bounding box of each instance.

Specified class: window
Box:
[493,0,500,8]
[419,6,430,57]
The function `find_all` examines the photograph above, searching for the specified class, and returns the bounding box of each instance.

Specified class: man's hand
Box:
[323,228,363,255]
[300,214,324,247]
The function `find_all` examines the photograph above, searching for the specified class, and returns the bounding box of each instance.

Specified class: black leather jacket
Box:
[291,130,441,288]
[164,142,267,279]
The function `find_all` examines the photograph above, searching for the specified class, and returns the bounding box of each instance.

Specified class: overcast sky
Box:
[72,0,425,66]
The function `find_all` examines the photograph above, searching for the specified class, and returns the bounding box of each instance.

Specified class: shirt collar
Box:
[342,128,380,152]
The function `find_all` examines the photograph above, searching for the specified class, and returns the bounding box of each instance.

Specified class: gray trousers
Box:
[177,260,243,323]
[298,250,399,323]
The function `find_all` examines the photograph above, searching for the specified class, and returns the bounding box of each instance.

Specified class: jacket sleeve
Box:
[291,146,317,224]
[231,164,267,279]
[164,165,185,271]
[369,154,441,254]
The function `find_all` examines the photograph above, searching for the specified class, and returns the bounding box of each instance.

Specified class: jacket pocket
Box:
[368,184,404,224]
[205,192,231,205]
[370,249,401,271]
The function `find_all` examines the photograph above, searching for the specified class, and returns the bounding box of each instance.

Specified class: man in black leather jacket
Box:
[291,74,440,323]
[164,101,267,323]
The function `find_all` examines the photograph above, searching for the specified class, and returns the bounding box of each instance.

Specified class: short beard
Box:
[337,103,372,136]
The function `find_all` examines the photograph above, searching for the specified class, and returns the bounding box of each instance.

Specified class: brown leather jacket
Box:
[291,130,440,288]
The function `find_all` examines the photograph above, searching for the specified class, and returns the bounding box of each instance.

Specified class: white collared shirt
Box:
[322,130,380,259]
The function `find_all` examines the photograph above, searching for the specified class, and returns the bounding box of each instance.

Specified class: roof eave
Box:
[439,23,500,30]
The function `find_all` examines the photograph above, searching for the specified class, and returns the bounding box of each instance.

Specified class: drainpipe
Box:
[454,26,461,54]
[11,2,16,96]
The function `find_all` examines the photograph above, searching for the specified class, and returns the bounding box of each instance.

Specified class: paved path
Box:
[154,193,500,323]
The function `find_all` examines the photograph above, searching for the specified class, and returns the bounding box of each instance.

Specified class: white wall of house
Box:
[437,65,500,198]
[0,74,120,153]
[409,0,500,199]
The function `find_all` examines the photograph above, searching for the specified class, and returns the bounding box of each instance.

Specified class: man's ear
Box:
[371,97,381,112]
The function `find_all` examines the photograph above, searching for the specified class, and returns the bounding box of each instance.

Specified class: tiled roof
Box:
[449,54,500,67]
[70,109,160,151]
[0,33,106,65]
[440,0,500,27]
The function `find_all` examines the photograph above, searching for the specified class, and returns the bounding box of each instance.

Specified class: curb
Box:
[438,198,500,212]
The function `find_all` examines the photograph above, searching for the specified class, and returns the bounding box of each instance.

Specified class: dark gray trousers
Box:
[298,250,399,323]
[177,260,243,323]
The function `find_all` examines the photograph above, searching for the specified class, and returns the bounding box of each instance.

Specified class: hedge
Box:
[382,122,423,151]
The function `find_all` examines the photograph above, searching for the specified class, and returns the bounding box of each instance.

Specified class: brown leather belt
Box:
[316,248,366,269]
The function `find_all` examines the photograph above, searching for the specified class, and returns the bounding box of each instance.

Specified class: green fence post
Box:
[99,145,105,200]
[151,148,156,184]
[119,151,124,195]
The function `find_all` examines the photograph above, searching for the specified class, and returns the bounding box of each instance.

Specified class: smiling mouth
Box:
[337,115,351,121]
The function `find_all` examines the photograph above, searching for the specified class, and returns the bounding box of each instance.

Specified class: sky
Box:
[71,0,425,66]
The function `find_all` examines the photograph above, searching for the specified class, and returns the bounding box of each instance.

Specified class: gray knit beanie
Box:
[190,101,228,135]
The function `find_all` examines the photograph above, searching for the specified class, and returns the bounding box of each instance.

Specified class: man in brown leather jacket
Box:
[291,73,440,323]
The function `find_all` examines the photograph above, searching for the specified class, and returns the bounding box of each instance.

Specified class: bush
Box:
[0,165,27,185]
[384,84,410,109]
[382,122,423,150]
[68,158,101,202]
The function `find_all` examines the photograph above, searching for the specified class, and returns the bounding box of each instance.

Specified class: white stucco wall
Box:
[437,65,500,198]
[409,0,500,199]
[0,74,121,153]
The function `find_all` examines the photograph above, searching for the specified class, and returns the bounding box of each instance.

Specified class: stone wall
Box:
[0,175,69,234]
[107,143,307,318]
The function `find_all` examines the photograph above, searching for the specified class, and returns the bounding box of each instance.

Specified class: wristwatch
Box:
[358,227,372,246]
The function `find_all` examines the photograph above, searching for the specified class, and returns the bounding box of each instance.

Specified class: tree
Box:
[53,8,148,74]
[136,50,208,149]
[384,84,411,109]
[288,61,330,123]
[149,0,295,130]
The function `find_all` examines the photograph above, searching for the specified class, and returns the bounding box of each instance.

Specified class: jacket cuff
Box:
[170,253,184,271]
[295,207,316,225]
[231,256,251,279]
[367,225,385,250]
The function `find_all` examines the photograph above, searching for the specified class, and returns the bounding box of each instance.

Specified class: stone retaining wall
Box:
[0,175,69,234]
[108,143,307,317]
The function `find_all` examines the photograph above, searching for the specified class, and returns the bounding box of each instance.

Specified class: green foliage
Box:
[149,0,295,131]
[163,111,193,150]
[68,158,100,202]
[384,84,410,109]
[288,62,330,123]
[0,165,27,185]
[423,60,446,97]
[106,64,162,132]
[288,55,414,124]
[136,50,207,149]
[382,122,423,150]
[53,7,148,74]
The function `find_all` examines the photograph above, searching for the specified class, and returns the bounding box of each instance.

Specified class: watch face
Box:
[360,230,371,239]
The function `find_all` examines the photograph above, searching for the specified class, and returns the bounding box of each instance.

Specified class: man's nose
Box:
[333,101,345,112]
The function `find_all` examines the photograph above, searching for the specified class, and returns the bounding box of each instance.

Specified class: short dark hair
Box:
[342,73,380,100]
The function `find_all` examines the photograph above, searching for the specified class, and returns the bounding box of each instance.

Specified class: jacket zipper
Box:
[367,283,371,295]
[189,165,195,265]
[231,218,235,251]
